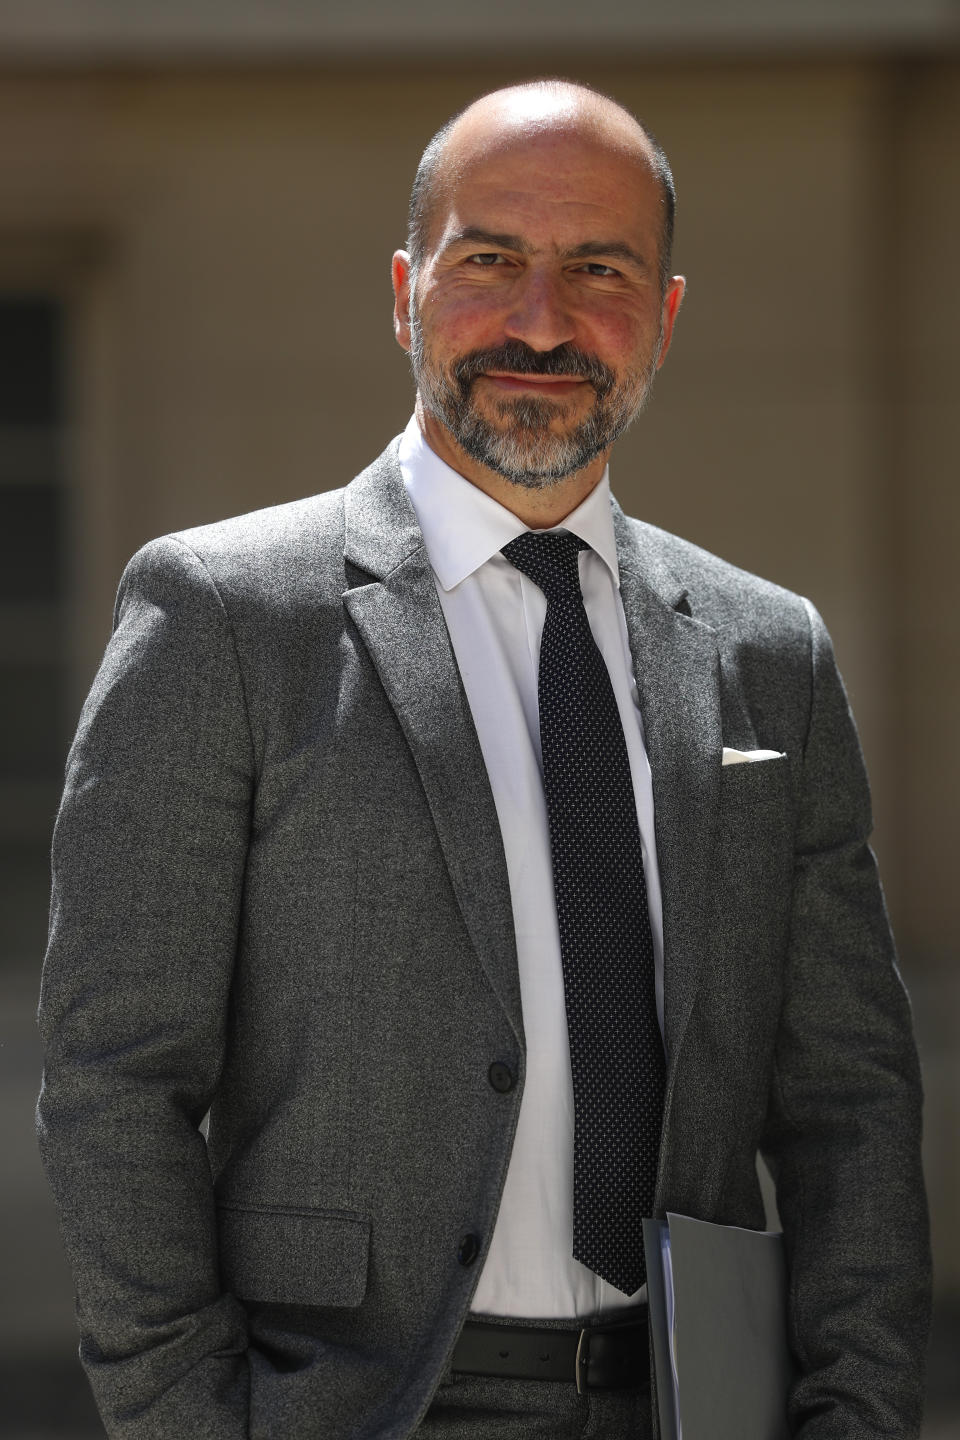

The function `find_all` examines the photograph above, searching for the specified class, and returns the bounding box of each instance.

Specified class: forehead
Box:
[428,128,662,257]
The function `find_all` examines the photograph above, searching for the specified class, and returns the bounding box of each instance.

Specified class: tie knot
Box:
[501,530,587,601]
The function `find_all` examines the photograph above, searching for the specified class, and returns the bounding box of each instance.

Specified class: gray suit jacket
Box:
[38,441,930,1440]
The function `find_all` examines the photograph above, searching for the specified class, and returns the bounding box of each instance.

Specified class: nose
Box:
[503,269,576,353]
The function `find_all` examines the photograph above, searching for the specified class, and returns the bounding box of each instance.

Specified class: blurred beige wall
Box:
[0,56,956,1342]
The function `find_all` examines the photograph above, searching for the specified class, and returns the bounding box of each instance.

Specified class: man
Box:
[38,80,930,1440]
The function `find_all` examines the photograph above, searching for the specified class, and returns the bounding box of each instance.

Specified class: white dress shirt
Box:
[399,416,665,1321]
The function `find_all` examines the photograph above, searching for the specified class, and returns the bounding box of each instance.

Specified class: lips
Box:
[480,373,588,396]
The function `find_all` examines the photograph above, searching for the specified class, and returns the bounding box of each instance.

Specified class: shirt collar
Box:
[399,414,621,593]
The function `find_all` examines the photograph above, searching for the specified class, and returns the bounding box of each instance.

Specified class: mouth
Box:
[479,372,589,398]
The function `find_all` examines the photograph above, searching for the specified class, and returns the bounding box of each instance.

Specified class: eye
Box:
[467,252,507,267]
[577,262,620,278]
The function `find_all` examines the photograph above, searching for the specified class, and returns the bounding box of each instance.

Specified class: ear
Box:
[392,250,413,353]
[656,275,686,369]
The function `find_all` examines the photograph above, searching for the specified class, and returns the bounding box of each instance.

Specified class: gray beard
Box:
[409,319,661,489]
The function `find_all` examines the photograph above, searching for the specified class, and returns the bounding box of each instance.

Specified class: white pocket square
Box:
[721,747,786,766]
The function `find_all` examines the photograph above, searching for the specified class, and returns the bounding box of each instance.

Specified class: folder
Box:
[642,1213,793,1440]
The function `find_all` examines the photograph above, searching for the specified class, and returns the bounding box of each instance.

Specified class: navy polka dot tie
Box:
[502,530,664,1295]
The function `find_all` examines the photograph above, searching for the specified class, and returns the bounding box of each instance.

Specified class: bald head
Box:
[407,80,676,293]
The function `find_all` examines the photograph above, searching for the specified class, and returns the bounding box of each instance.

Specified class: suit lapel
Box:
[613,506,723,1098]
[341,446,523,1047]
[339,454,723,1090]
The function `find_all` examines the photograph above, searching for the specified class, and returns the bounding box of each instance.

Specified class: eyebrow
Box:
[444,226,531,254]
[443,227,649,272]
[565,240,649,272]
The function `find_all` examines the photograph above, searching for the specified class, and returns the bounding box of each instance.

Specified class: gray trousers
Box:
[418,1371,653,1439]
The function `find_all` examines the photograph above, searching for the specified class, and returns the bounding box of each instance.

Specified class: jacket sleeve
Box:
[37,535,254,1438]
[760,599,931,1440]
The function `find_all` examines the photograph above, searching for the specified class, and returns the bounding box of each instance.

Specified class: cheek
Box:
[580,307,657,364]
[418,286,509,352]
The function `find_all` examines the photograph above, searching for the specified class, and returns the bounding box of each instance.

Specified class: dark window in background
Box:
[0,297,67,828]
[0,294,102,1439]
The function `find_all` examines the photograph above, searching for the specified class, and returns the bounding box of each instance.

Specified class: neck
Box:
[415,400,609,529]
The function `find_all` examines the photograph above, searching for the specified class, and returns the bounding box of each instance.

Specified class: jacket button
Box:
[488,1062,515,1093]
[457,1233,481,1266]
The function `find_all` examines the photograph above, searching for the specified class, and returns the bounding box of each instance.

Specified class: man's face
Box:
[394,123,684,489]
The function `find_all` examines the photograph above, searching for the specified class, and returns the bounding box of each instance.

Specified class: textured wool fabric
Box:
[502,532,663,1296]
[419,1373,651,1438]
[36,442,931,1440]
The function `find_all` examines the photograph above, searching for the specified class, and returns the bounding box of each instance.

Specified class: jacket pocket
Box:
[718,751,790,812]
[217,1202,370,1308]
[715,751,794,934]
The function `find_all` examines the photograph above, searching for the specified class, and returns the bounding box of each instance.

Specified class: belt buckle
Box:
[575,1326,589,1394]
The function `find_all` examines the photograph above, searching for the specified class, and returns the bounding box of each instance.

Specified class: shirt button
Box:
[488,1062,515,1093]
[457,1233,481,1266]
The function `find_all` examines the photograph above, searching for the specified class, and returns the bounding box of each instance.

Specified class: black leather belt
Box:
[451,1313,648,1393]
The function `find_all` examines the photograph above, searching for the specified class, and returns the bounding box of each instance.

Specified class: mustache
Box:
[451,342,616,397]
